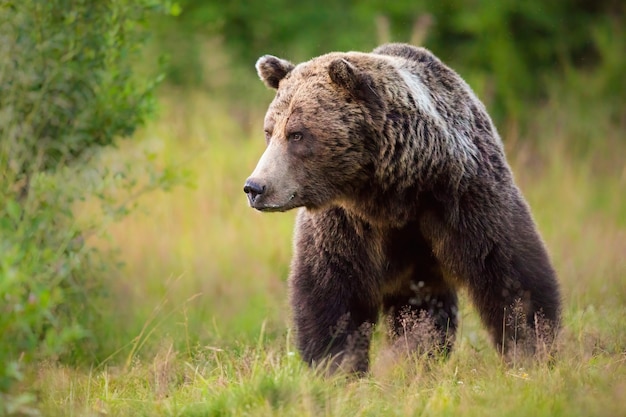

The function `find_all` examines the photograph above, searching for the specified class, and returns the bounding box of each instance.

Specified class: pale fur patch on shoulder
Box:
[396,67,442,125]
[389,57,479,174]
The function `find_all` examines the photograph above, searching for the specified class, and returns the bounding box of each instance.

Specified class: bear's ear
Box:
[328,58,371,98]
[256,55,295,89]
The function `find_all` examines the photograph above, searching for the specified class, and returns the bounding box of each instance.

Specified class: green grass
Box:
[18,90,626,416]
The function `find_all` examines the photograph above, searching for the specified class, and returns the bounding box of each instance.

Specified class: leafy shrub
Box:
[0,0,178,403]
[0,0,168,180]
[0,172,90,392]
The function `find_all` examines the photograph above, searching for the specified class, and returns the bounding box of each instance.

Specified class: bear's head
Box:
[244,53,384,212]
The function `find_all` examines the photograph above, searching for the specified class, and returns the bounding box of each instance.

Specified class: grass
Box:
[20,89,626,416]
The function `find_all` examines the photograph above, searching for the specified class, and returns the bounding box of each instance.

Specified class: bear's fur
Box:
[244,43,561,374]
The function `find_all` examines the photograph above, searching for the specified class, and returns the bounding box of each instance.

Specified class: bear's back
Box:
[373,43,439,65]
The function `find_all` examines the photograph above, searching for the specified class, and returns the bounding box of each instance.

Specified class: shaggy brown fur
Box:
[244,43,561,374]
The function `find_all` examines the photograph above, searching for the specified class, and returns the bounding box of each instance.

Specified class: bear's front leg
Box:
[420,189,561,360]
[289,207,382,374]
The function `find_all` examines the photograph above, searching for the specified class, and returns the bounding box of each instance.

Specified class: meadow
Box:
[25,87,626,416]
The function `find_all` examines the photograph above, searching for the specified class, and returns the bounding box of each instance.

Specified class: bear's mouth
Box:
[253,192,298,212]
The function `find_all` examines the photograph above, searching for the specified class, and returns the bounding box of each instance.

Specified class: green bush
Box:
[0,1,165,180]
[0,0,177,401]
[0,173,90,392]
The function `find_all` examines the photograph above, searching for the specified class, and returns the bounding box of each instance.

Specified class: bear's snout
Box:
[243,179,266,205]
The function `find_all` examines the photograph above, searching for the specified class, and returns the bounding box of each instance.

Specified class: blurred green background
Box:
[159,0,624,126]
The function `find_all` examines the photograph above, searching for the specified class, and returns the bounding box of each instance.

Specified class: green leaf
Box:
[6,200,22,223]
[170,3,182,17]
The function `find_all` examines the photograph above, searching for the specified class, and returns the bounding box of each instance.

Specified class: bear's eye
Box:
[288,132,303,142]
[264,130,272,142]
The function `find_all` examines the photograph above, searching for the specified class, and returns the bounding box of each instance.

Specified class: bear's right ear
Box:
[256,55,295,89]
[328,58,372,99]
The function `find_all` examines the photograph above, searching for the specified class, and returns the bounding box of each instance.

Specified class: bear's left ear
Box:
[256,55,295,89]
[328,59,371,98]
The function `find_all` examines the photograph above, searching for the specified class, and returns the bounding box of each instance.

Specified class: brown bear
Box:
[244,43,561,374]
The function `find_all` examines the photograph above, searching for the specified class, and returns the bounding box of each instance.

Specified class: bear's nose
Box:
[243,179,266,204]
